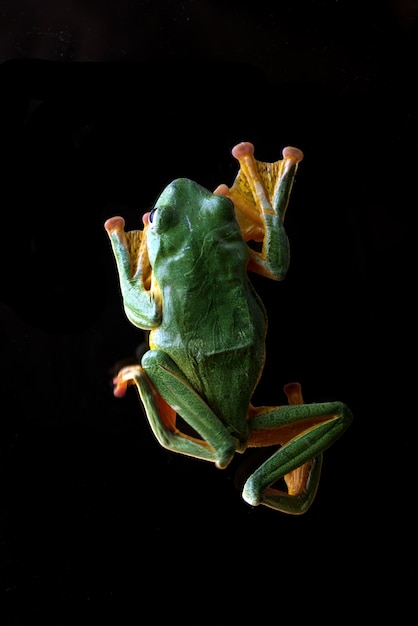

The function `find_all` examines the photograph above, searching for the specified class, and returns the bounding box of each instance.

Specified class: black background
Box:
[1,1,416,623]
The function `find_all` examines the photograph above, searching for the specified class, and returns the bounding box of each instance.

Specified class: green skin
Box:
[105,153,353,514]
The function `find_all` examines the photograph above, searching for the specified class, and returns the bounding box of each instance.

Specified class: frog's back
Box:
[150,183,267,427]
[151,184,267,358]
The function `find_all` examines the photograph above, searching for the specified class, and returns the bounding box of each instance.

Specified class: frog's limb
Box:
[113,352,238,469]
[244,383,352,514]
[214,142,303,281]
[104,216,161,329]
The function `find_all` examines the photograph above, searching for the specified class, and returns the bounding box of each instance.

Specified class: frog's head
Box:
[104,178,241,296]
[144,178,240,269]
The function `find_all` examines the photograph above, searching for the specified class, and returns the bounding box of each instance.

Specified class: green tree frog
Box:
[105,142,352,514]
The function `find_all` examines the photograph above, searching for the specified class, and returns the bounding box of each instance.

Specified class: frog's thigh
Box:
[142,350,237,468]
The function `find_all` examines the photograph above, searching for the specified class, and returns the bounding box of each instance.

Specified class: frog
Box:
[104,141,353,514]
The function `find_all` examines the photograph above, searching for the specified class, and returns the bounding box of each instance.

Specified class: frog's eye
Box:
[148,208,157,223]
[148,205,177,232]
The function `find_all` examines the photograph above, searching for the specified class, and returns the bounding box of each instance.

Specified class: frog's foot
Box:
[112,364,142,398]
[104,214,152,293]
[215,142,303,224]
[228,141,304,222]
[214,141,304,280]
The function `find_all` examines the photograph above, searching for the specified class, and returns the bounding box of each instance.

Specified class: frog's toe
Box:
[113,378,128,398]
[213,183,230,196]
[104,216,125,233]
[282,146,304,163]
[232,142,255,159]
[112,365,142,397]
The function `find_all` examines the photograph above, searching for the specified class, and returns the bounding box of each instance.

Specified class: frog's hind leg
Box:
[112,351,238,469]
[243,383,352,514]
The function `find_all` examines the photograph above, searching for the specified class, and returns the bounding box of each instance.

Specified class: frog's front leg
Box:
[104,216,160,329]
[214,142,303,281]
[113,351,238,469]
[243,383,353,514]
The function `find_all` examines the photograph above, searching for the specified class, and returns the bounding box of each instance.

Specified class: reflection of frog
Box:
[105,142,352,514]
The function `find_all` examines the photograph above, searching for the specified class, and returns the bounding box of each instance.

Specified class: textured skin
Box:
[146,179,266,435]
[104,144,353,513]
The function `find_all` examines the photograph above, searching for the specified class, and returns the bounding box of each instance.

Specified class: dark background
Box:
[1,1,416,623]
